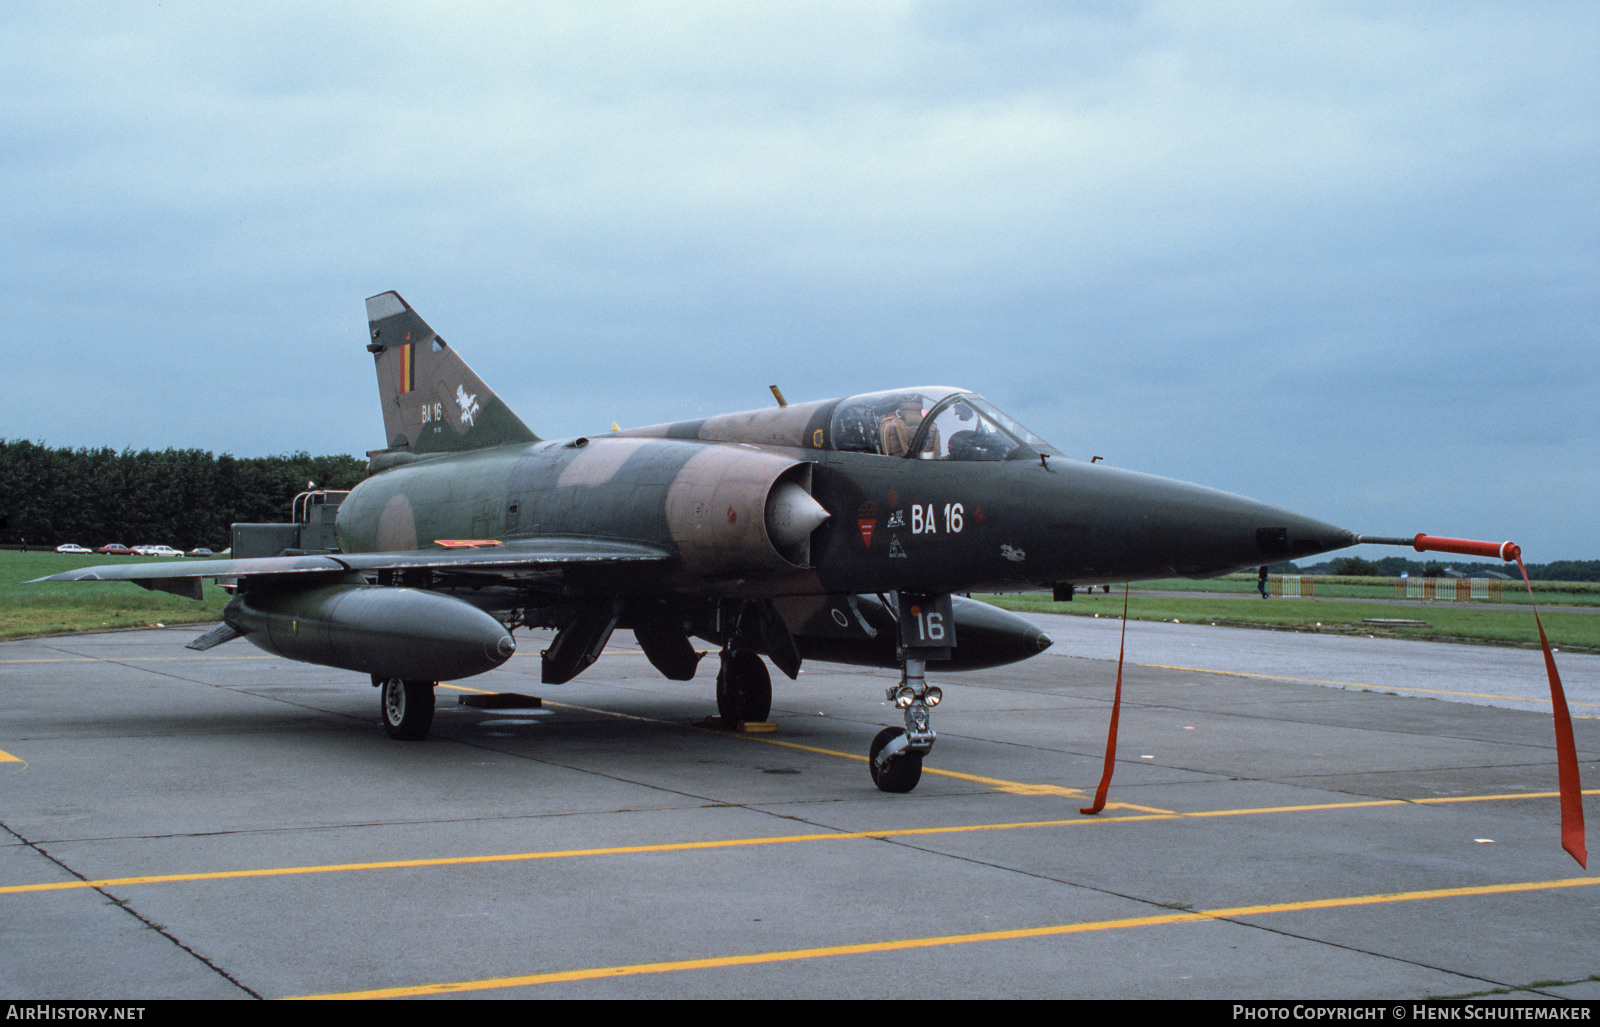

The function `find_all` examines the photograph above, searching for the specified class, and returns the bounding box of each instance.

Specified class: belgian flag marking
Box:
[399,343,415,394]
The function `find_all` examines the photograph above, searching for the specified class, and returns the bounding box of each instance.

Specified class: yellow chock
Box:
[704,717,778,733]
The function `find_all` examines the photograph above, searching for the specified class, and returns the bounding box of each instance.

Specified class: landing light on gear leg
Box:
[871,655,944,793]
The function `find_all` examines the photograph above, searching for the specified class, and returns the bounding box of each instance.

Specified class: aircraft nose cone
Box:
[1176,497,1356,573]
[1250,510,1358,565]
[1063,463,1357,579]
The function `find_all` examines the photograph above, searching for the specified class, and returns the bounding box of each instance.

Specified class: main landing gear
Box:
[709,592,951,793]
[710,599,777,725]
[716,649,772,724]
[377,676,436,740]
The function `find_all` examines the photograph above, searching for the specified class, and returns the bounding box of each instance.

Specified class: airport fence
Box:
[1394,578,1506,601]
[1270,575,1314,597]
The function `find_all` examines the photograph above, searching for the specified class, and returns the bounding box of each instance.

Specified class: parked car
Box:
[187,547,215,558]
[55,543,91,554]
[135,545,185,558]
[97,543,133,555]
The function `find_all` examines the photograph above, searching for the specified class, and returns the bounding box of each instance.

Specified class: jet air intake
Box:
[226,584,515,681]
[664,450,829,579]
[766,479,829,553]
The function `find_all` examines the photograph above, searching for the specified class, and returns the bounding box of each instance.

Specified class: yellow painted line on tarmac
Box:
[0,817,1130,896]
[5,789,1591,899]
[529,695,1171,809]
[1137,661,1600,711]
[0,749,23,763]
[289,874,1600,998]
[1169,790,1600,818]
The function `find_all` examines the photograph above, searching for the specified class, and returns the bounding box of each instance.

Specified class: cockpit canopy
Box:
[828,388,1056,460]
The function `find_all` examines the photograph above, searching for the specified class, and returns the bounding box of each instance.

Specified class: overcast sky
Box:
[3,2,1596,560]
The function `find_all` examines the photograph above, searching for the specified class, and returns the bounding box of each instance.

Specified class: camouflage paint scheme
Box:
[36,291,1358,761]
[344,293,1351,600]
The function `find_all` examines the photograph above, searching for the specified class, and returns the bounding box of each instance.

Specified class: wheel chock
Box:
[704,716,777,733]
[458,693,543,709]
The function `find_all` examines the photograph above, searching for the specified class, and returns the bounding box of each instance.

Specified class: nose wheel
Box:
[869,655,941,793]
[869,727,923,792]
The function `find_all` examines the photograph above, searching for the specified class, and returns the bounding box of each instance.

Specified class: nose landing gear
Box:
[869,593,953,793]
[870,656,941,792]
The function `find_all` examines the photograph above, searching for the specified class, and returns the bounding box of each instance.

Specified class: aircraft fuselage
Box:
[336,432,1354,600]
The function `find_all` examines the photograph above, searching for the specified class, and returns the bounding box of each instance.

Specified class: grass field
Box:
[0,551,231,640]
[980,589,1600,653]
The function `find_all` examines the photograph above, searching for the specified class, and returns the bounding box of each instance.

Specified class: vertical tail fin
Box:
[364,291,539,456]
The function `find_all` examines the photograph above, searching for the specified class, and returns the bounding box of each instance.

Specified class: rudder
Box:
[364,291,539,456]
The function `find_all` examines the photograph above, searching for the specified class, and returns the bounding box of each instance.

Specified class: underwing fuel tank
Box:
[783,594,1052,671]
[227,584,516,681]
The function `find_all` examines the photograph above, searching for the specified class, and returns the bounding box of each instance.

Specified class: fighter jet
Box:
[37,291,1358,793]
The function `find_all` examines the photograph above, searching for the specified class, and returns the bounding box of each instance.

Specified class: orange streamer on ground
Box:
[1407,532,1585,868]
[1512,555,1588,867]
[1080,584,1129,816]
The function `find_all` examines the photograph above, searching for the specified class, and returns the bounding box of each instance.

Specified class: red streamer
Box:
[1513,555,1588,868]
[1081,584,1129,816]
[1407,532,1586,867]
[1079,534,1587,866]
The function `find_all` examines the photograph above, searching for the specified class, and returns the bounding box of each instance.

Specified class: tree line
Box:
[5,438,1597,580]
[0,440,366,551]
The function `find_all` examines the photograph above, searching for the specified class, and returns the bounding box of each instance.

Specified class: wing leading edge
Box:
[31,537,675,589]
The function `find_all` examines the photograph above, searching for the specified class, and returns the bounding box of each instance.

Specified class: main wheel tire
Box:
[868,726,923,793]
[381,677,436,740]
[715,650,772,723]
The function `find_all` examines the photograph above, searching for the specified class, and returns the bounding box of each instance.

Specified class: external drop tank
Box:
[226,583,516,682]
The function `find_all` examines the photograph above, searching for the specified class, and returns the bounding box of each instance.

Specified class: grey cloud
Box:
[1,2,1595,557]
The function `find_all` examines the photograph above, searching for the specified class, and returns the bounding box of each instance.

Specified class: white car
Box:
[55,543,91,554]
[138,545,185,558]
